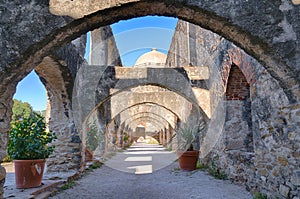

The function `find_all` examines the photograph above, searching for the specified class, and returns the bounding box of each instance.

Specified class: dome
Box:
[134,48,167,67]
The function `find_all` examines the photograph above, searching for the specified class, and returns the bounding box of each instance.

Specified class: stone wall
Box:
[0,0,299,198]
[45,0,299,102]
[167,20,300,198]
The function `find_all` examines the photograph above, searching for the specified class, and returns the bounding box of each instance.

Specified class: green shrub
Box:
[2,155,12,162]
[8,113,56,160]
[196,161,208,170]
[86,122,101,151]
[253,192,267,199]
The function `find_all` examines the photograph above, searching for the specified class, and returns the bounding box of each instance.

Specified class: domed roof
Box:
[134,48,167,67]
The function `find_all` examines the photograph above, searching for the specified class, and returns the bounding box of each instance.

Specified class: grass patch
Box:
[173,167,180,172]
[208,168,227,180]
[90,161,102,170]
[253,192,267,199]
[59,181,76,191]
[196,160,227,180]
[196,161,208,170]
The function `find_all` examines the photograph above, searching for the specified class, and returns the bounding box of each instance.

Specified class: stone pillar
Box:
[172,129,177,151]
[116,125,123,149]
[166,127,171,149]
[159,131,163,145]
[0,89,15,198]
[106,121,116,153]
[35,60,82,172]
[162,129,166,146]
[89,26,121,66]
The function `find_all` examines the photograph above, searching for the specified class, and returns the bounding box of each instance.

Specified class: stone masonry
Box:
[167,19,300,198]
[0,1,299,198]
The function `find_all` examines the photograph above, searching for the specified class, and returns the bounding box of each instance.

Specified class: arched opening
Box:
[225,64,253,152]
[0,1,299,198]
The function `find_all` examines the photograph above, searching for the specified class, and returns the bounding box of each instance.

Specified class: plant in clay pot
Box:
[85,122,101,162]
[176,123,200,171]
[8,112,56,188]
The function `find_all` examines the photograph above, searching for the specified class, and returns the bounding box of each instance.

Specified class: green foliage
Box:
[86,122,101,151]
[123,132,129,142]
[8,113,56,160]
[2,155,12,162]
[34,110,46,118]
[253,192,267,199]
[208,156,227,180]
[11,99,33,121]
[60,181,76,191]
[208,167,227,180]
[90,161,102,170]
[196,161,208,170]
[177,123,198,151]
[196,160,226,180]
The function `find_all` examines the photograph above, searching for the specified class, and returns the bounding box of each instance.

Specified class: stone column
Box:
[166,127,171,149]
[163,128,166,147]
[0,89,14,198]
[89,26,121,66]
[172,128,177,151]
[159,131,163,145]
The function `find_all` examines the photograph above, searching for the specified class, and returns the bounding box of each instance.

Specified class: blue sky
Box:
[14,16,178,111]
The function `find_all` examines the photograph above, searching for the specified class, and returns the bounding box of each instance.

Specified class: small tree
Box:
[11,99,33,121]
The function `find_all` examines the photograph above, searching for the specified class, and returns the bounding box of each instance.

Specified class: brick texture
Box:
[226,65,250,100]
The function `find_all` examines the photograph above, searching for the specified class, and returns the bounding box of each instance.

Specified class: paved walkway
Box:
[50,142,252,199]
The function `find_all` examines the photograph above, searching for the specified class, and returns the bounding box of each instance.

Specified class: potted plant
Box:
[176,123,200,171]
[8,112,56,188]
[85,122,100,162]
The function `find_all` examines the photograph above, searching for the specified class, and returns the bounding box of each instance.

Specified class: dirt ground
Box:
[50,143,252,199]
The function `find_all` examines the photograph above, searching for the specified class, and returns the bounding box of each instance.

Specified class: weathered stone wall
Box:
[0,0,299,198]
[35,55,82,172]
[90,26,122,66]
[49,0,300,100]
[110,91,193,123]
[167,19,300,198]
[49,0,300,79]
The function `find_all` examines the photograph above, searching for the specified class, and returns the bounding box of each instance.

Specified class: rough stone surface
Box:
[90,26,122,66]
[0,165,5,198]
[167,20,300,198]
[279,184,291,198]
[0,1,299,198]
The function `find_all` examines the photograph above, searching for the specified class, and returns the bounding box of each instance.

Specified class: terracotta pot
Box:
[14,159,45,188]
[177,150,200,171]
[85,148,94,162]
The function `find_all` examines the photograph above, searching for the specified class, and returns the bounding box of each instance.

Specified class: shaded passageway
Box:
[105,141,177,174]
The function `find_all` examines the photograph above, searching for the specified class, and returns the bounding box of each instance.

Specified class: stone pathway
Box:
[50,142,252,199]
[2,163,75,198]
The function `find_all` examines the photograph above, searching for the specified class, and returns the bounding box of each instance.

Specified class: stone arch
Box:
[109,103,178,128]
[119,111,176,129]
[224,64,253,152]
[3,1,297,106]
[35,56,81,172]
[1,1,299,197]
[126,116,168,131]
[95,67,199,108]
[111,102,180,123]
[90,85,206,126]
[121,113,172,130]
[83,83,207,163]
